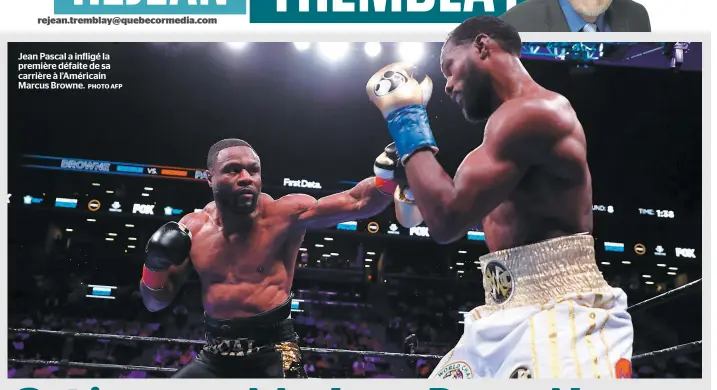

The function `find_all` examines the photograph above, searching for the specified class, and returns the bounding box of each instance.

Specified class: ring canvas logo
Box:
[250,0,527,23]
[54,0,247,15]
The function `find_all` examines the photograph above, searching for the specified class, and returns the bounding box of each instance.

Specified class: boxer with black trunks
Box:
[139,139,410,378]
[366,17,634,379]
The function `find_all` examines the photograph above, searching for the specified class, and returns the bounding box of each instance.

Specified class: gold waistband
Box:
[479,234,611,309]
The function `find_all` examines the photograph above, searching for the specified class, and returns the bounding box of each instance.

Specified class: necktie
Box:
[582,23,598,32]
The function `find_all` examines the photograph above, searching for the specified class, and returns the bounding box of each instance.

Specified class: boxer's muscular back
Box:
[186,194,306,318]
[481,92,593,252]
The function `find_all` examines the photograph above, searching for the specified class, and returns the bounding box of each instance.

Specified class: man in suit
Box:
[500,0,651,32]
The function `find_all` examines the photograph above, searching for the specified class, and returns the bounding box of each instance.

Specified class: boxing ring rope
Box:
[8,358,178,373]
[8,279,703,375]
[8,327,443,360]
[627,279,701,313]
[7,341,703,373]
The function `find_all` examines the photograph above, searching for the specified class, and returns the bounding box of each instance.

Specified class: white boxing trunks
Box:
[429,234,634,379]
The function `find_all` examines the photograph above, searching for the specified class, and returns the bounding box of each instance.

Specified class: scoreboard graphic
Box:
[22,154,208,181]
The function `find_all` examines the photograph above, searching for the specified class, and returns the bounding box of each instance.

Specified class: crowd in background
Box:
[7,239,702,379]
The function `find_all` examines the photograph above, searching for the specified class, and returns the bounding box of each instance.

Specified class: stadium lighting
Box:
[315,244,324,248]
[66,228,73,232]
[294,42,311,51]
[322,254,331,257]
[457,270,464,274]
[365,264,370,268]
[105,238,114,241]
[456,262,464,266]
[642,275,651,278]
[365,258,373,262]
[622,261,631,265]
[458,250,467,254]
[128,237,137,241]
[107,233,117,236]
[125,224,134,228]
[367,251,375,255]
[141,193,149,197]
[324,237,333,241]
[398,42,424,64]
[364,42,382,57]
[144,187,153,191]
[128,245,136,249]
[317,42,350,61]
[601,262,610,265]
[226,42,248,50]
[645,281,654,285]
[92,183,100,187]
[299,248,307,252]
[331,253,339,256]
[657,263,666,267]
[87,219,96,222]
[669,267,678,271]
[667,272,677,276]
[106,190,114,194]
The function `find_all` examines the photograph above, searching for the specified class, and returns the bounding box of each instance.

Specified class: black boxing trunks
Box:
[172,294,306,378]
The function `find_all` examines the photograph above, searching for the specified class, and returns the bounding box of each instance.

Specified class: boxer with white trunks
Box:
[366,16,634,379]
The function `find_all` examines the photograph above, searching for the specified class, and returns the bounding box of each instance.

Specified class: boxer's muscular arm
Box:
[140,213,203,312]
[140,259,193,312]
[289,177,392,230]
[404,100,574,244]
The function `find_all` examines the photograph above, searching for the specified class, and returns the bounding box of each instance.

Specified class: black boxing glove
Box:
[141,221,192,290]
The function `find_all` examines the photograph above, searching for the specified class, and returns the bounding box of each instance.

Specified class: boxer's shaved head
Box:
[441,16,522,123]
[444,16,522,57]
[206,138,262,215]
[207,139,258,170]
